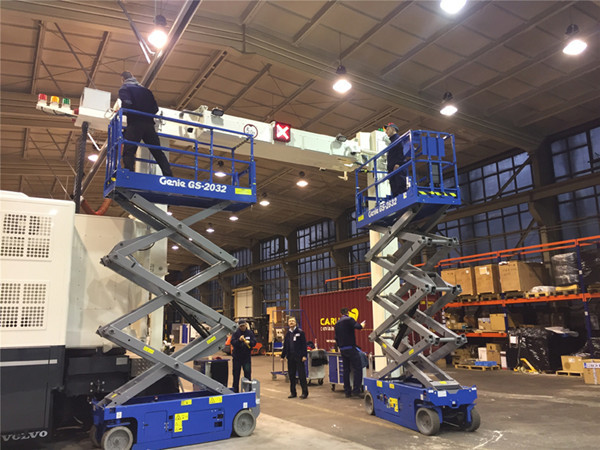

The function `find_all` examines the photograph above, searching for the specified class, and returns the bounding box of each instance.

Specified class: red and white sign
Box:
[243,124,258,138]
[273,121,291,142]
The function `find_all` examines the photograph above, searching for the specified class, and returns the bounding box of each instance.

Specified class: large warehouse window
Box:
[460,152,533,205]
[207,279,222,309]
[551,126,600,181]
[297,219,336,250]
[232,248,251,288]
[261,237,288,261]
[557,186,600,239]
[298,252,336,295]
[261,264,288,309]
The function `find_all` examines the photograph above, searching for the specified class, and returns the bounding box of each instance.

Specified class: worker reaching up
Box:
[230,319,257,393]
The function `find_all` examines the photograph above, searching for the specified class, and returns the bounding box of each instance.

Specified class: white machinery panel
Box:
[68,215,165,349]
[0,191,74,348]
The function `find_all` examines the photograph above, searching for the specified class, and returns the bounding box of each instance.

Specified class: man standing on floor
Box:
[334,307,366,397]
[118,71,173,177]
[281,317,308,399]
[230,319,257,393]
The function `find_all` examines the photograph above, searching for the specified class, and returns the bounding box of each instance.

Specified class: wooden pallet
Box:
[454,363,499,371]
[525,291,554,298]
[457,295,479,303]
[587,284,600,294]
[478,293,500,301]
[556,370,582,377]
[504,291,526,299]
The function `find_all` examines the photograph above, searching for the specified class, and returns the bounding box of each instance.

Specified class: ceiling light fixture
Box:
[229,214,239,222]
[562,24,587,55]
[211,107,224,117]
[206,223,215,233]
[88,154,99,162]
[171,244,179,251]
[335,134,347,142]
[214,160,226,178]
[333,33,352,94]
[259,193,270,206]
[440,91,458,116]
[440,0,467,15]
[148,14,168,49]
[296,171,308,188]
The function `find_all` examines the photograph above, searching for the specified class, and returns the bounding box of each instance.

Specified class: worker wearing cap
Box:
[117,71,173,177]
[383,123,407,197]
[230,319,257,393]
[334,308,366,397]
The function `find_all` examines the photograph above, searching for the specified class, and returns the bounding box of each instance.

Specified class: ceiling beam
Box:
[519,89,600,127]
[240,1,264,25]
[88,31,111,87]
[419,1,574,92]
[262,78,315,122]
[224,63,271,111]
[175,50,228,110]
[30,20,46,94]
[53,23,96,88]
[292,1,338,46]
[301,95,351,129]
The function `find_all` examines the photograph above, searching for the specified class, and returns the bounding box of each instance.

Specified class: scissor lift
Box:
[91,110,260,450]
[355,130,480,436]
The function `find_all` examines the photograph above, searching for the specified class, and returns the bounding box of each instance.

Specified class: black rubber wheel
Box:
[364,391,375,415]
[232,410,256,437]
[101,426,133,450]
[464,408,481,432]
[318,378,324,385]
[89,425,101,448]
[415,407,441,436]
[331,384,335,391]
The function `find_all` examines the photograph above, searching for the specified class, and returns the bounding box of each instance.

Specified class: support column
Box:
[332,213,351,289]
[285,232,299,310]
[219,277,233,318]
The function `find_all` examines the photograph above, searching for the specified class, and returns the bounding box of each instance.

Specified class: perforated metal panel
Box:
[1,213,52,259]
[0,281,48,329]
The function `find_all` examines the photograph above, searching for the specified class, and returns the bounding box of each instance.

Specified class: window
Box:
[261,237,288,261]
[551,126,600,181]
[298,252,336,295]
[232,248,251,288]
[261,264,288,303]
[297,220,335,251]
[557,186,600,239]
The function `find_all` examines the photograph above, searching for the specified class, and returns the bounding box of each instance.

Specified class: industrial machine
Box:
[355,130,481,435]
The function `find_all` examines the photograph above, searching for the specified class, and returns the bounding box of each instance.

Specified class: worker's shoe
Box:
[300,394,308,399]
[288,394,297,398]
[345,393,352,398]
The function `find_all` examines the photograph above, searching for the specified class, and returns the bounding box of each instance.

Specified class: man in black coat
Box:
[384,122,407,197]
[230,319,257,393]
[334,308,366,397]
[118,71,172,177]
[281,317,308,399]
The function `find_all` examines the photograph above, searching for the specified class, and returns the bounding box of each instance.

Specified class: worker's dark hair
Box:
[120,71,133,80]
[340,307,349,315]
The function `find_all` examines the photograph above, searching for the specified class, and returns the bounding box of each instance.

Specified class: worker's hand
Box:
[302,357,307,362]
[239,336,246,342]
[360,320,366,328]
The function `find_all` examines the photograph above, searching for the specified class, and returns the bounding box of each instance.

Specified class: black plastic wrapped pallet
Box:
[551,250,600,286]
[507,328,582,372]
[577,337,600,359]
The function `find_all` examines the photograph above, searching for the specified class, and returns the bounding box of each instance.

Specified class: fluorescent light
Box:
[171,244,179,251]
[440,0,467,14]
[206,223,215,233]
[563,39,587,55]
[148,29,167,49]
[229,215,239,221]
[215,171,227,178]
[259,199,270,206]
[166,211,173,216]
[440,104,458,116]
[88,154,99,162]
[296,180,308,187]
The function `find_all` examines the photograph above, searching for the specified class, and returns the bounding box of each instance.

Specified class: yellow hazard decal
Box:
[207,336,216,344]
[142,346,155,354]
[174,412,189,433]
[388,398,398,413]
[382,343,387,349]
[409,348,415,355]
[389,383,395,389]
[358,214,364,221]
[181,399,192,406]
[209,396,223,404]
[235,188,252,195]
[376,381,383,388]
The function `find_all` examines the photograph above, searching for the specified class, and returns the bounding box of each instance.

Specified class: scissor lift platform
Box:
[355,130,479,435]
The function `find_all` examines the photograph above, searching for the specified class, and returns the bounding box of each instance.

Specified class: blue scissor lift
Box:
[355,130,480,436]
[91,110,259,449]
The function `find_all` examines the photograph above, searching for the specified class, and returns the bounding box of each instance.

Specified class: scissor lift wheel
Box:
[232,410,256,437]
[463,408,481,432]
[415,408,441,436]
[364,392,375,416]
[101,426,134,450]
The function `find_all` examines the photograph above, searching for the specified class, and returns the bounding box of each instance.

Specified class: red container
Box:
[300,287,374,354]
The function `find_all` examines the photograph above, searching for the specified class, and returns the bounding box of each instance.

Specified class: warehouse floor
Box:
[43,353,599,450]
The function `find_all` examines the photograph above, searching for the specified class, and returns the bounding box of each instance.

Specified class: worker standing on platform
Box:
[334,308,366,397]
[384,122,407,197]
[117,71,173,177]
[230,319,257,393]
[281,317,309,399]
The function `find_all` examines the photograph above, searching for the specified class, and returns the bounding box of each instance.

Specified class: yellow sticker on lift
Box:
[388,398,398,413]
[174,412,189,433]
[376,381,382,388]
[409,349,415,355]
[440,381,447,384]
[181,399,192,406]
[142,346,155,355]
[209,396,223,404]
[358,215,364,221]
[382,343,387,349]
[207,336,216,344]
[389,383,395,389]
[235,188,252,195]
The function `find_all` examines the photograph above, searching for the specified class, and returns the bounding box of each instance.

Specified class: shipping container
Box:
[300,287,374,354]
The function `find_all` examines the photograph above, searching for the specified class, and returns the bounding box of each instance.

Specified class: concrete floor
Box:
[42,353,600,449]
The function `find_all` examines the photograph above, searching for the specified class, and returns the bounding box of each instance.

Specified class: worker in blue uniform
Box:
[230,319,257,393]
[281,317,308,399]
[118,71,173,177]
[384,123,407,197]
[334,308,366,397]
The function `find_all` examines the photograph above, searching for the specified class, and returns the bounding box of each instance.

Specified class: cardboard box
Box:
[561,355,584,373]
[489,313,516,331]
[441,268,456,285]
[475,264,501,294]
[486,343,502,352]
[487,349,501,365]
[499,261,547,292]
[455,268,477,295]
[582,359,600,385]
[478,317,492,331]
